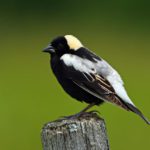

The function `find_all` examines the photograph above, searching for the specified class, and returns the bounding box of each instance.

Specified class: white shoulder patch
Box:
[60,54,96,74]
[61,54,135,105]
[64,35,83,50]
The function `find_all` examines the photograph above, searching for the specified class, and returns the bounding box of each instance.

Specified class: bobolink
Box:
[43,35,149,124]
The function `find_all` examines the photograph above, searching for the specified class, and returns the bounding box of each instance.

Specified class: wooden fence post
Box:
[41,112,110,150]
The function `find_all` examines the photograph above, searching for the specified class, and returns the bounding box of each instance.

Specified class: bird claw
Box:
[59,113,82,120]
[57,110,100,121]
[88,110,100,114]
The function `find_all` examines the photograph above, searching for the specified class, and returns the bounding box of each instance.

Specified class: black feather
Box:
[125,103,150,125]
[73,47,102,62]
[44,35,150,125]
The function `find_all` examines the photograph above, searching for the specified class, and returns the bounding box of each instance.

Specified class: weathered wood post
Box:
[41,112,109,150]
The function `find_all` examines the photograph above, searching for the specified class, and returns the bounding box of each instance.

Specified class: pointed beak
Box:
[43,45,55,53]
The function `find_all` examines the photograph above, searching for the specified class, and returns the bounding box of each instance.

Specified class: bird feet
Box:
[59,110,100,120]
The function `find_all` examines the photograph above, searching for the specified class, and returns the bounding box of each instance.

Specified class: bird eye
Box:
[57,43,64,50]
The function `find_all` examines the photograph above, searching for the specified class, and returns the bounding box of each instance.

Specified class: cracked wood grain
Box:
[41,112,110,150]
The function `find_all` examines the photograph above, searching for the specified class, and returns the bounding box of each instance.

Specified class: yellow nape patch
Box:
[64,35,83,50]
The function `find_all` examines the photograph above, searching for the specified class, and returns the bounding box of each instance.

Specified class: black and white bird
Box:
[43,35,150,124]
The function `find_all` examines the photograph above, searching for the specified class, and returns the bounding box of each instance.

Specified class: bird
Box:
[43,35,150,124]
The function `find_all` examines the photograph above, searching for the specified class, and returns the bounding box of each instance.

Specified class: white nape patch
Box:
[64,35,83,50]
[60,54,96,74]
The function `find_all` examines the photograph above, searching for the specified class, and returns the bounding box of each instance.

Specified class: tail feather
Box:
[125,103,150,125]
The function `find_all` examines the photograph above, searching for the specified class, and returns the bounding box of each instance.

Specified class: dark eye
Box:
[57,43,64,50]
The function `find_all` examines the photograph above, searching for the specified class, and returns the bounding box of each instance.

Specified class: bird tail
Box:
[125,103,150,125]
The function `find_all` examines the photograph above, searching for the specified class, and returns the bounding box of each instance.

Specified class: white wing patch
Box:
[61,54,135,106]
[60,54,96,74]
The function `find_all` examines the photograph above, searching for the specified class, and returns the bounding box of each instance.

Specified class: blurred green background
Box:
[0,0,150,150]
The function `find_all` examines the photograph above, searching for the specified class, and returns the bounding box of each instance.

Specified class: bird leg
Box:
[60,103,96,120]
[78,103,96,114]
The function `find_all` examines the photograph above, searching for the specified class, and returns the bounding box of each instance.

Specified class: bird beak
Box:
[43,45,55,53]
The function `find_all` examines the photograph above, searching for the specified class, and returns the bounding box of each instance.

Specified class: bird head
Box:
[43,35,83,56]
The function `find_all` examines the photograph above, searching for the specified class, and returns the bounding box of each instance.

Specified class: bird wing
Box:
[60,54,130,110]
[73,47,134,105]
[60,53,150,124]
